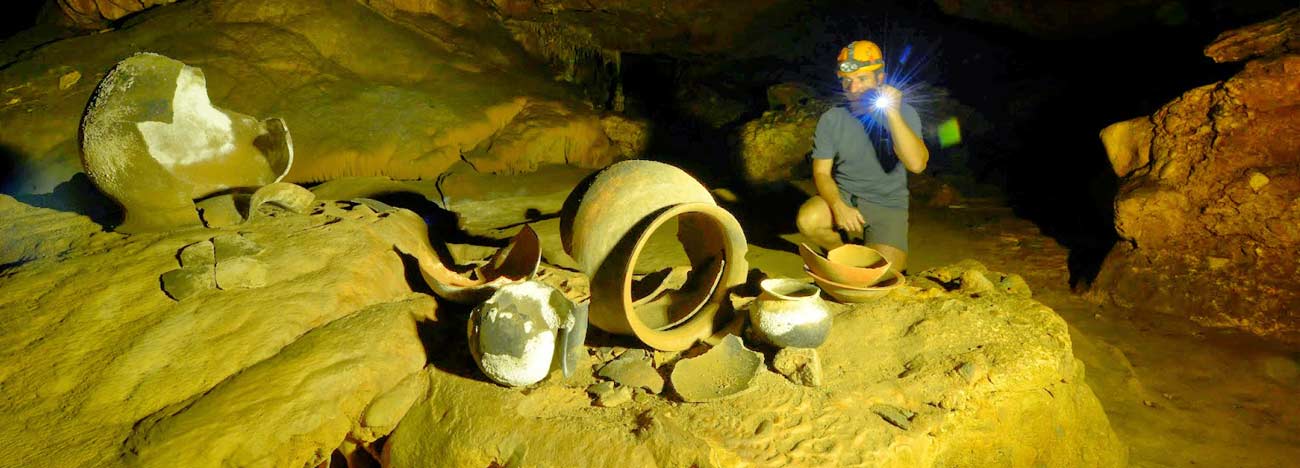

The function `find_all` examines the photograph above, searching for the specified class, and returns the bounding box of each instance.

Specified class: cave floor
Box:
[742,197,1300,468]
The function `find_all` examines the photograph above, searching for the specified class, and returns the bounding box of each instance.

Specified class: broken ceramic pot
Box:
[749,278,833,348]
[419,225,541,304]
[669,334,764,402]
[806,268,906,303]
[467,281,588,387]
[80,53,293,233]
[799,243,891,287]
[560,160,749,351]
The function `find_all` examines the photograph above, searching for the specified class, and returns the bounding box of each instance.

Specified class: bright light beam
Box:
[872,93,894,110]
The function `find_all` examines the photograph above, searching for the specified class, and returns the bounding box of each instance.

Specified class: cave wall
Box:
[1092,10,1300,343]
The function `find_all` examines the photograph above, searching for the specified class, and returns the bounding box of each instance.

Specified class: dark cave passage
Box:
[611,0,1287,289]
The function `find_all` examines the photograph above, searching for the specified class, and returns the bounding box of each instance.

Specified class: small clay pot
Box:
[749,278,833,348]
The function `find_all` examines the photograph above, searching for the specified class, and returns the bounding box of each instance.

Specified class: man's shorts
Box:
[839,189,909,253]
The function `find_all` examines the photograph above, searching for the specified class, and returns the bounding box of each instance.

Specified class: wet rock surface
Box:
[2,0,618,195]
[0,195,441,467]
[1092,10,1300,344]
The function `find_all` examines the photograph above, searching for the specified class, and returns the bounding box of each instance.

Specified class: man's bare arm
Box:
[878,86,929,173]
[813,158,864,233]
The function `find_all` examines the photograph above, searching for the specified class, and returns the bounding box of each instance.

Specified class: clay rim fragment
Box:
[419,225,541,304]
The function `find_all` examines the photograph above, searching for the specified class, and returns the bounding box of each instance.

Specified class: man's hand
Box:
[830,201,865,234]
[875,85,902,112]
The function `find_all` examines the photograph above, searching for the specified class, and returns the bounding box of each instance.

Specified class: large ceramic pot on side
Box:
[560,160,749,351]
[749,278,833,348]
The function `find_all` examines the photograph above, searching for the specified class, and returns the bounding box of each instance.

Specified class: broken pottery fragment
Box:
[587,381,632,407]
[160,265,215,301]
[871,404,916,430]
[467,281,587,387]
[248,182,316,218]
[419,225,541,304]
[670,335,763,402]
[597,350,665,394]
[560,160,749,351]
[178,239,215,268]
[749,278,832,348]
[352,198,395,213]
[195,194,243,227]
[598,385,633,407]
[215,256,268,290]
[772,347,822,387]
[79,53,294,233]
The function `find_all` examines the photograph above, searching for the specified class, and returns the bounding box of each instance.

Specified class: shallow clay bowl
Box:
[805,267,906,303]
[799,243,891,287]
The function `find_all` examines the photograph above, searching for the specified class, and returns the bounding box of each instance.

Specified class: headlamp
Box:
[839,58,884,74]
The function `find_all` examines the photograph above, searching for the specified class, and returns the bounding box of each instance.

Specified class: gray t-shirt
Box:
[811,104,923,209]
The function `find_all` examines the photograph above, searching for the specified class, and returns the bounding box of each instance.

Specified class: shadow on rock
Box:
[13,172,124,229]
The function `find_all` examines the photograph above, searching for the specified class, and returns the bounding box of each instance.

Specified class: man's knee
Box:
[796,198,830,233]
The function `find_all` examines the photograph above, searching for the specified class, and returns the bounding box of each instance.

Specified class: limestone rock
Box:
[0,195,443,467]
[3,0,618,195]
[437,163,596,236]
[1204,8,1300,63]
[772,347,822,387]
[475,0,788,55]
[766,82,817,110]
[916,259,1032,298]
[357,371,430,442]
[599,114,650,159]
[0,195,118,268]
[1092,10,1300,343]
[383,261,1125,467]
[736,99,830,186]
[56,0,179,28]
[126,298,430,467]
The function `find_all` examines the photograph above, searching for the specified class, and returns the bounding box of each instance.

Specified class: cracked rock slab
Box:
[215,256,268,290]
[160,265,216,301]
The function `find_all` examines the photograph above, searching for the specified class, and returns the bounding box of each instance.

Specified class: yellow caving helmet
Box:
[836,40,884,77]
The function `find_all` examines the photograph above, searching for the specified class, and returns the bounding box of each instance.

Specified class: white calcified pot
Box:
[749,278,832,348]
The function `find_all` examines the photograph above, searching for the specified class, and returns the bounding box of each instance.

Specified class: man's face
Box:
[840,70,884,100]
